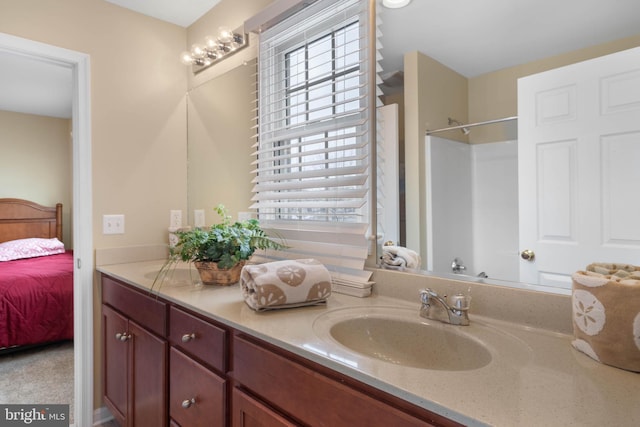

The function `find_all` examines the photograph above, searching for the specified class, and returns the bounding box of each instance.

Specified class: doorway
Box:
[0,33,93,426]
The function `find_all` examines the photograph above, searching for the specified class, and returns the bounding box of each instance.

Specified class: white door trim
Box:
[0,33,93,427]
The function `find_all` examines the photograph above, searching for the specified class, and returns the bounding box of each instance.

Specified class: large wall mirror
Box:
[378,0,640,294]
[187,1,640,296]
[186,59,256,226]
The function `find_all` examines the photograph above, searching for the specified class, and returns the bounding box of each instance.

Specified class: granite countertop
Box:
[97,260,640,427]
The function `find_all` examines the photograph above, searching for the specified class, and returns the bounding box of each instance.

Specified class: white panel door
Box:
[518,46,640,289]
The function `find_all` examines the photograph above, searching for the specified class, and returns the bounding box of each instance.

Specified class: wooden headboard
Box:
[0,198,63,244]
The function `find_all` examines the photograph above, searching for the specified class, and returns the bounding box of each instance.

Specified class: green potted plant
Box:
[156,204,285,286]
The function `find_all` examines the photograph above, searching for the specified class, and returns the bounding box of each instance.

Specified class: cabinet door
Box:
[170,347,226,427]
[102,304,128,427]
[232,388,298,427]
[130,320,168,427]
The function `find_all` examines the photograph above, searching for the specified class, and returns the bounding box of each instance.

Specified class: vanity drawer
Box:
[169,306,227,372]
[170,347,226,427]
[232,334,447,427]
[102,275,166,336]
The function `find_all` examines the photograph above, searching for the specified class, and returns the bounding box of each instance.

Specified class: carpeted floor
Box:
[0,340,74,424]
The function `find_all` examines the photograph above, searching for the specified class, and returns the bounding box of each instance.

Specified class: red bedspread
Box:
[0,250,74,349]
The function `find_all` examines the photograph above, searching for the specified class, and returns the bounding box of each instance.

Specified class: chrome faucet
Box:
[419,288,471,326]
[451,257,466,274]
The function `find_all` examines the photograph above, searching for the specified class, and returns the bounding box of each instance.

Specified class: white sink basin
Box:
[313,306,530,371]
[328,316,491,370]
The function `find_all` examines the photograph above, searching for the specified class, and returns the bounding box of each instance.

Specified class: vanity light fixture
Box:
[180,26,248,74]
[382,0,411,8]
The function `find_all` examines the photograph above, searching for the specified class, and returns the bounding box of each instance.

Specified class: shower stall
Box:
[425,117,519,281]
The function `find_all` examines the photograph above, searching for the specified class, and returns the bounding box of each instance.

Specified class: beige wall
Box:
[0,110,72,245]
[403,51,468,258]
[0,0,275,414]
[187,61,257,225]
[468,34,640,143]
[1,0,188,412]
[0,0,277,244]
[185,0,272,223]
[0,0,189,250]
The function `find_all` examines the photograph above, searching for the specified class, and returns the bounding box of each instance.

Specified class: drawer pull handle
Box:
[115,333,130,342]
[181,333,196,343]
[181,398,196,409]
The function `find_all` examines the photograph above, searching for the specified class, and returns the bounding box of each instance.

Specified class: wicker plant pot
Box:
[194,260,245,286]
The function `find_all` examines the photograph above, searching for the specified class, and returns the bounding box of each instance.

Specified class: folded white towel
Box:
[380,245,421,269]
[240,259,332,311]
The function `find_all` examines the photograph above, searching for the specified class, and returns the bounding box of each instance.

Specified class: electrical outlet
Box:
[103,214,125,234]
[194,209,205,228]
[170,210,182,228]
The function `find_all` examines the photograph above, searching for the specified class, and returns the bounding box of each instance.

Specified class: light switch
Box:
[170,210,182,228]
[194,209,205,228]
[103,214,125,234]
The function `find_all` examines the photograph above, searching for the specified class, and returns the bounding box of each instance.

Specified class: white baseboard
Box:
[93,406,114,426]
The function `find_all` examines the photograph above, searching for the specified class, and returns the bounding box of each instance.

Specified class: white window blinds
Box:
[252,0,375,294]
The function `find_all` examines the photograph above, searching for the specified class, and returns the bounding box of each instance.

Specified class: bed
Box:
[0,198,74,351]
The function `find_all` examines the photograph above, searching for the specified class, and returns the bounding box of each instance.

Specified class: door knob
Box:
[520,249,535,261]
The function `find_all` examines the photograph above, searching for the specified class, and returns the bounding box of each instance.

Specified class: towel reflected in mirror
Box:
[380,245,421,270]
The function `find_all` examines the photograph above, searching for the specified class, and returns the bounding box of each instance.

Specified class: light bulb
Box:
[190,43,206,59]
[179,51,194,65]
[217,26,234,43]
[204,36,218,49]
[382,0,411,8]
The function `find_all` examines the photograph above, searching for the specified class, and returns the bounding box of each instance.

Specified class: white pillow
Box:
[0,237,65,262]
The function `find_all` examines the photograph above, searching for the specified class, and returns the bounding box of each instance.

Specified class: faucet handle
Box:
[449,293,471,310]
[420,288,440,305]
[419,289,430,304]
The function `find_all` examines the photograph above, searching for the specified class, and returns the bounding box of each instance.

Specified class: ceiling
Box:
[103,0,221,28]
[0,50,73,119]
[379,0,640,78]
[2,0,639,118]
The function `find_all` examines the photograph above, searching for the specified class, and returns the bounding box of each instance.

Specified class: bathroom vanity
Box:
[100,273,455,427]
[98,260,640,427]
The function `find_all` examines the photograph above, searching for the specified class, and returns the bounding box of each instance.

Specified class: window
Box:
[252,0,375,291]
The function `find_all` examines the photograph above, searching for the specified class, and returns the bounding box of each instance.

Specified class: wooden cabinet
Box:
[101,278,168,427]
[102,275,230,427]
[232,388,298,427]
[168,306,227,372]
[102,305,128,424]
[102,273,460,427]
[168,306,228,427]
[169,347,226,427]
[232,333,462,427]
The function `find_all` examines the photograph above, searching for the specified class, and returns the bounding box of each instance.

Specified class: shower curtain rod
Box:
[425,116,518,135]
